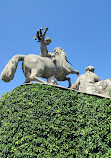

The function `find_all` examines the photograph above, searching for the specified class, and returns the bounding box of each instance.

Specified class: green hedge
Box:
[0,84,111,158]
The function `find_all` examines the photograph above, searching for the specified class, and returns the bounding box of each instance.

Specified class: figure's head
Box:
[45,37,51,45]
[86,66,95,72]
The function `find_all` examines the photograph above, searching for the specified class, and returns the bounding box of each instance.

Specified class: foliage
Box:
[109,88,111,97]
[0,84,111,158]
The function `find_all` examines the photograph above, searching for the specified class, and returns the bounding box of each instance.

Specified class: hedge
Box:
[0,84,111,158]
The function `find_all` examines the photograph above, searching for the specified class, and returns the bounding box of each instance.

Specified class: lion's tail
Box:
[1,55,26,82]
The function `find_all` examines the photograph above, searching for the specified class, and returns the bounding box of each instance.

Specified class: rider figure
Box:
[33,27,54,58]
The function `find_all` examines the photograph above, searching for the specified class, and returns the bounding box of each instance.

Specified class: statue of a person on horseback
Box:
[1,27,80,88]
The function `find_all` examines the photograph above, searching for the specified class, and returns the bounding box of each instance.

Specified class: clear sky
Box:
[0,0,111,97]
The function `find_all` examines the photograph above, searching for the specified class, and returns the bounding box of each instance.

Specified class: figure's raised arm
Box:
[41,27,48,40]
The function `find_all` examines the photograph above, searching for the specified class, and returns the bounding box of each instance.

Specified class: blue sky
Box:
[0,0,111,97]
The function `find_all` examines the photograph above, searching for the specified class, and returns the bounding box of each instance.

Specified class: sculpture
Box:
[71,66,100,93]
[33,27,52,58]
[0,47,80,87]
[95,79,111,97]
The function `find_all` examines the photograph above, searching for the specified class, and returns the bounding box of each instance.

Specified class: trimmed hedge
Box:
[0,84,111,158]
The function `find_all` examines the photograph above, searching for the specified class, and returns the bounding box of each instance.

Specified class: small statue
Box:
[71,66,100,93]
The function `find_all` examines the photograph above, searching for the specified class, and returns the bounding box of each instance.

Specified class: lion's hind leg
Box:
[47,76,58,85]
[24,78,33,84]
[23,66,32,84]
[29,70,47,84]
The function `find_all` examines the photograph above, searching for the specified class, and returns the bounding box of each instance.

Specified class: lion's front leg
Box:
[62,77,71,88]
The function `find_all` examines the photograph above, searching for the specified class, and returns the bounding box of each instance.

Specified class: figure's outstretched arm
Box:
[41,27,48,40]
